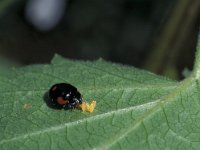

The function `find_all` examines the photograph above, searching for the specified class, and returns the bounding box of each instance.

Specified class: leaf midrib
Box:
[0,99,160,145]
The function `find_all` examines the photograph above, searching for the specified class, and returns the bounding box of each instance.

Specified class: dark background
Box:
[0,0,200,79]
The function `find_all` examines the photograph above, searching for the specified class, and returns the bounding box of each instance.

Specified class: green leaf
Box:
[0,50,200,149]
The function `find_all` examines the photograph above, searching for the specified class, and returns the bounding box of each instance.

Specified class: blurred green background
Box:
[0,0,199,79]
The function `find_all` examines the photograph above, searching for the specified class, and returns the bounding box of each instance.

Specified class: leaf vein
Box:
[0,100,159,145]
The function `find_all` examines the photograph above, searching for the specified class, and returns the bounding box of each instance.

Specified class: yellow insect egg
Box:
[80,101,96,113]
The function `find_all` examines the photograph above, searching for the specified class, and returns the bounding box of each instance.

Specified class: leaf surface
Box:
[1,54,199,150]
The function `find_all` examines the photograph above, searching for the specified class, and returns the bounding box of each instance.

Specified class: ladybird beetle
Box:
[49,83,83,110]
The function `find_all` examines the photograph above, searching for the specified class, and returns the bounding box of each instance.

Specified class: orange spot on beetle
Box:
[56,97,69,105]
[52,86,57,91]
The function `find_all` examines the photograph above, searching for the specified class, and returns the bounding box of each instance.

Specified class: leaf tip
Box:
[51,53,63,63]
[97,57,104,61]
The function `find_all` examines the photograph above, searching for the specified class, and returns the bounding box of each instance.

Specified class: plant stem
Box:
[193,33,200,80]
[144,0,200,79]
